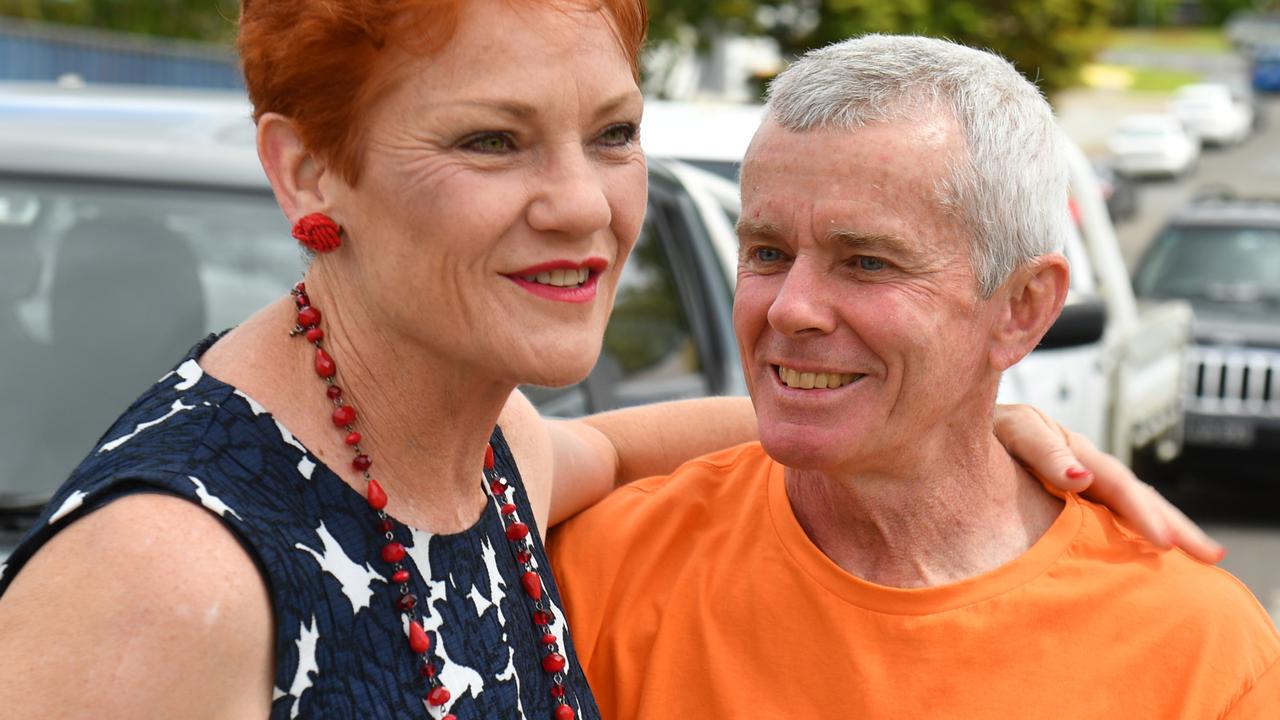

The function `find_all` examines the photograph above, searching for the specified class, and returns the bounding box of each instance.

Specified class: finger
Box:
[994,404,1092,492]
[1069,435,1173,549]
[1155,490,1225,565]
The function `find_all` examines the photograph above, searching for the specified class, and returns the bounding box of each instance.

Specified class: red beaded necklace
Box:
[289,282,575,720]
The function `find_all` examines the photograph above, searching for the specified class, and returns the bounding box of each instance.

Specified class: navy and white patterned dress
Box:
[0,335,601,720]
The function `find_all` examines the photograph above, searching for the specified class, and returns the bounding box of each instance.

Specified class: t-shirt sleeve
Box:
[546,505,623,672]
[1222,654,1280,719]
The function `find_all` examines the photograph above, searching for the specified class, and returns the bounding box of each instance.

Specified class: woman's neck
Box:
[199,282,515,533]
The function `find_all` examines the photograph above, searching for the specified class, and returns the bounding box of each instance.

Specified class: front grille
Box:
[1186,346,1280,416]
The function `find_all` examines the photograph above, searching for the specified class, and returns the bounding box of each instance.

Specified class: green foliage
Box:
[739,0,1114,95]
[0,0,239,43]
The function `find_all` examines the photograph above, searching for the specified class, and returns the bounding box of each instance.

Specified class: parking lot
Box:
[1071,92,1280,623]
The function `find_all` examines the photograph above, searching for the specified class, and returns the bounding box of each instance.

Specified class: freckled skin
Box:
[734,117,1005,477]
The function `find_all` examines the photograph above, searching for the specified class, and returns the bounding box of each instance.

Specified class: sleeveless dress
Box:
[0,335,602,720]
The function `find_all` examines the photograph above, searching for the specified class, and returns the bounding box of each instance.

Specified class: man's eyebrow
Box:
[828,229,918,257]
[735,219,782,242]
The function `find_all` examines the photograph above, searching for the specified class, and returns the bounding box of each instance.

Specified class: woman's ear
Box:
[257,112,328,223]
[989,253,1071,371]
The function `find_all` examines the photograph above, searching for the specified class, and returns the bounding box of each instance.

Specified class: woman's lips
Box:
[505,258,607,304]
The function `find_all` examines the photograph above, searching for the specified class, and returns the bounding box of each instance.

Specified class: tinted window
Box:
[1134,224,1280,305]
[0,178,299,505]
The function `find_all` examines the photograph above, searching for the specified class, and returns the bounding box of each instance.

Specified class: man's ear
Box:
[989,253,1071,371]
[257,112,330,224]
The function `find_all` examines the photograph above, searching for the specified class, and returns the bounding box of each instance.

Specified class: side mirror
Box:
[1039,298,1108,349]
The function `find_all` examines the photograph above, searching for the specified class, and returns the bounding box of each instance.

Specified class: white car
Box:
[1107,113,1201,178]
[1171,83,1254,146]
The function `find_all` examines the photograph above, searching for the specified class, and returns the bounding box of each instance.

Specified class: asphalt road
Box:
[1068,90,1280,624]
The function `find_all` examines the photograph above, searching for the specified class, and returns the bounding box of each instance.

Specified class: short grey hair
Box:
[765,34,1068,297]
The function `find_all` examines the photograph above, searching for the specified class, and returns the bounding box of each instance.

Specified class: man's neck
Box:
[784,438,1064,588]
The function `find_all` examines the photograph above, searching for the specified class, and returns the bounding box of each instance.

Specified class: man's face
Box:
[734,117,1005,475]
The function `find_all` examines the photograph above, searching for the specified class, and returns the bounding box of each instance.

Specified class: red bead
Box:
[326,385,343,400]
[397,593,418,611]
[421,662,436,678]
[506,522,529,541]
[521,571,542,601]
[490,480,507,496]
[382,541,406,564]
[305,327,324,343]
[378,518,395,534]
[391,569,410,584]
[332,405,356,427]
[542,652,566,674]
[294,292,309,308]
[297,306,321,327]
[295,282,306,293]
[517,551,533,564]
[533,610,552,626]
[442,715,456,720]
[408,621,431,654]
[344,431,362,446]
[484,444,495,470]
[550,684,566,698]
[367,479,388,511]
[426,686,451,707]
[353,454,372,472]
[500,503,517,515]
[555,704,575,720]
[314,348,336,378]
[541,633,557,646]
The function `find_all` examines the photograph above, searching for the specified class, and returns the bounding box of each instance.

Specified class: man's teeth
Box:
[523,268,590,287]
[777,366,862,389]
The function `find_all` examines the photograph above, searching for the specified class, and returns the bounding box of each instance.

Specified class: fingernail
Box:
[1216,547,1228,562]
[1065,466,1091,481]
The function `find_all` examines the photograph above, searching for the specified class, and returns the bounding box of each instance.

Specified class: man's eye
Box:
[755,247,783,263]
[857,256,887,271]
[462,133,515,154]
[599,123,638,147]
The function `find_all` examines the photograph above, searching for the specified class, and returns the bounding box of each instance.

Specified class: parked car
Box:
[0,82,746,558]
[1170,83,1253,146]
[1107,113,1201,178]
[1092,159,1139,223]
[1132,190,1280,487]
[1252,45,1280,93]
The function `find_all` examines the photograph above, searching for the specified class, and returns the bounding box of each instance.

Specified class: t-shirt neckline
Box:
[765,452,1085,616]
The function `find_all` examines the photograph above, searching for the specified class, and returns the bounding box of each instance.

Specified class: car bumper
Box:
[1164,410,1280,484]
[1111,153,1187,175]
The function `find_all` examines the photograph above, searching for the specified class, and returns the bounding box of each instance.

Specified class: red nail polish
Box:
[1065,466,1091,480]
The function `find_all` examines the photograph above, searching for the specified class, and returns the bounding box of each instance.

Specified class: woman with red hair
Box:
[0,1,1214,718]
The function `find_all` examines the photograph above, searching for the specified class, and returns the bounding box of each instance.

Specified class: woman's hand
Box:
[994,404,1223,564]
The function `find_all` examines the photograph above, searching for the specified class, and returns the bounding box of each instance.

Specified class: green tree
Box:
[0,0,239,43]
[656,0,1115,96]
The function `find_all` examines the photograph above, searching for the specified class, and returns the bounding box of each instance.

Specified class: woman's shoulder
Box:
[0,492,275,717]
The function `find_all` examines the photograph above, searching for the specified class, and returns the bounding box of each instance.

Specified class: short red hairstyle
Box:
[238,0,647,186]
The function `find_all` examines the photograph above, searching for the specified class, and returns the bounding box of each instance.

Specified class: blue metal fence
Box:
[0,17,240,88]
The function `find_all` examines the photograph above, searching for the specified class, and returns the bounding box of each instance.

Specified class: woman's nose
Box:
[526,146,612,238]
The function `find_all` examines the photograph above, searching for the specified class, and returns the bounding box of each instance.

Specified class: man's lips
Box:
[771,363,867,390]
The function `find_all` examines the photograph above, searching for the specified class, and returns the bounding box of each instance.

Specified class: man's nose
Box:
[526,146,612,238]
[765,258,838,337]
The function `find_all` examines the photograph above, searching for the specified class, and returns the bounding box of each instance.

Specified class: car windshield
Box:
[1134,224,1280,307]
[0,177,300,508]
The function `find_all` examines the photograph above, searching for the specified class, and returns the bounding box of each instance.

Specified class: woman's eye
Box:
[462,133,515,154]
[598,123,638,147]
[857,256,887,271]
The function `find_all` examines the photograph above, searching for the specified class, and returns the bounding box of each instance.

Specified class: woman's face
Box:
[323,0,647,389]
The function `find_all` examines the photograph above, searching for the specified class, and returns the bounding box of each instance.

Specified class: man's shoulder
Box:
[549,442,772,558]
[1073,497,1280,650]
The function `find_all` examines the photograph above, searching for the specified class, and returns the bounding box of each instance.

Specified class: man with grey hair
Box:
[550,35,1280,718]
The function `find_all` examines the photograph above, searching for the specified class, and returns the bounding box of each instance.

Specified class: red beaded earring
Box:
[291,213,343,253]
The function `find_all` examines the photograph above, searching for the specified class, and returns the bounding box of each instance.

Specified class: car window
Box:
[0,178,299,506]
[1134,224,1280,306]
[523,201,709,417]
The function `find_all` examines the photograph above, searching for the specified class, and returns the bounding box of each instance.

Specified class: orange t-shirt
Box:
[548,443,1280,719]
